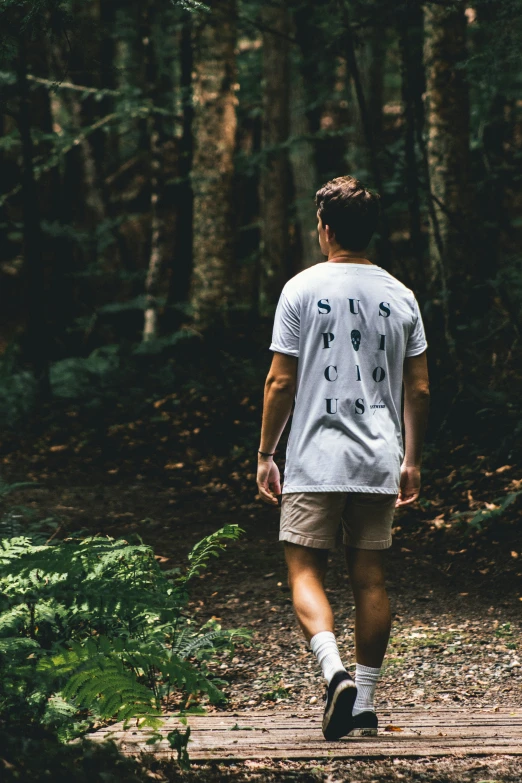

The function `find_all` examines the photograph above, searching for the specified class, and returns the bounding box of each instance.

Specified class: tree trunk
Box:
[399,0,424,277]
[424,1,471,288]
[50,40,106,268]
[475,2,514,275]
[142,5,165,342]
[342,9,392,270]
[17,34,51,397]
[189,0,237,331]
[289,48,318,270]
[167,18,194,314]
[259,2,291,308]
[366,24,385,150]
[143,120,163,341]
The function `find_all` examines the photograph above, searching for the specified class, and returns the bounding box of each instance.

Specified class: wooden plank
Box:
[86,708,522,761]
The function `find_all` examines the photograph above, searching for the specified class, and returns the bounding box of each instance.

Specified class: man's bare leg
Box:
[283,541,332,643]
[344,546,391,667]
[284,540,358,740]
[345,546,390,722]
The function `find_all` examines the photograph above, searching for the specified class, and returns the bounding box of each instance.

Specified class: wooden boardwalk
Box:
[87,707,522,761]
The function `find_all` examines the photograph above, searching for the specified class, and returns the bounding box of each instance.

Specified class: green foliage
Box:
[450,490,522,531]
[0,521,250,743]
[0,342,37,427]
[167,725,191,770]
[50,345,123,399]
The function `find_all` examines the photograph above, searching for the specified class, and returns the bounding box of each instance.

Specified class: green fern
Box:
[185,523,243,581]
[0,524,251,744]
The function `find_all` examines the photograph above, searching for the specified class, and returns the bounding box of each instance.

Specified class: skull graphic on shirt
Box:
[351,329,361,351]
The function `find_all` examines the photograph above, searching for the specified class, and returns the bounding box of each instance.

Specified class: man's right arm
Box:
[397,350,430,507]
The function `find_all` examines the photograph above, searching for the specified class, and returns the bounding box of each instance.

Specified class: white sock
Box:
[309,631,347,684]
[353,663,380,715]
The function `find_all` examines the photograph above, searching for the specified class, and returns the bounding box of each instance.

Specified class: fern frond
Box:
[0,636,39,655]
[185,524,243,582]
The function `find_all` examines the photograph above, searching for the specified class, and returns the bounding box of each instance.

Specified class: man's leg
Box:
[284,540,357,740]
[345,546,391,715]
[283,541,331,642]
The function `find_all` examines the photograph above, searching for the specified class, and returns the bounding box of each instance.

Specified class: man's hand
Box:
[256,458,281,507]
[395,464,421,507]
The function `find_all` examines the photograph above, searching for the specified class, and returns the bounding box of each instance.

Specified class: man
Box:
[256,176,429,741]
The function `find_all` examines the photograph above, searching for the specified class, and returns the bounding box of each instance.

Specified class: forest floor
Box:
[1,356,521,781]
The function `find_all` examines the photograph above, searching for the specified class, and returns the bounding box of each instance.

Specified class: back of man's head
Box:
[315,176,381,252]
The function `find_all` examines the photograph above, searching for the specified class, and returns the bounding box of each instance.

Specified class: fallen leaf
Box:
[384,725,403,732]
[495,465,512,473]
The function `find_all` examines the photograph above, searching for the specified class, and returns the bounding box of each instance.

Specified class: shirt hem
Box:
[269,343,299,357]
[282,484,399,494]
[405,343,428,357]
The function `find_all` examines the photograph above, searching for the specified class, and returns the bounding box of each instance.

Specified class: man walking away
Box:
[256,176,430,741]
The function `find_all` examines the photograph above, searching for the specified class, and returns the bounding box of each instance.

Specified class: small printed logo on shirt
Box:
[370,400,386,414]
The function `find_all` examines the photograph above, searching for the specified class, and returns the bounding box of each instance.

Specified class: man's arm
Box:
[397,350,430,507]
[257,352,298,506]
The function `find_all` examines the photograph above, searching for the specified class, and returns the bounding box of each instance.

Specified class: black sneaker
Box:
[347,710,378,737]
[321,670,357,741]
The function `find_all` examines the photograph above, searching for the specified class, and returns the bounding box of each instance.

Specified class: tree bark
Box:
[167,18,194,313]
[289,48,318,270]
[17,33,51,397]
[189,0,238,331]
[399,0,424,275]
[424,1,471,288]
[142,4,166,342]
[259,1,291,308]
[343,10,392,270]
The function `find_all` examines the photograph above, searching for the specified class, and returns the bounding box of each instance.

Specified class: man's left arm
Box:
[257,352,297,506]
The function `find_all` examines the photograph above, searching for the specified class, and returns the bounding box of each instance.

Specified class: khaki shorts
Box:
[279,491,398,550]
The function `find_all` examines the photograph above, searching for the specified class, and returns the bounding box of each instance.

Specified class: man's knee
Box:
[345,546,387,591]
[284,541,329,587]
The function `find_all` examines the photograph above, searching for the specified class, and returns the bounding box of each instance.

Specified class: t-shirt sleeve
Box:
[269,288,300,358]
[405,295,428,357]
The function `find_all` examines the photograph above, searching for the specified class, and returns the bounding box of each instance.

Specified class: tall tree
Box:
[189,0,237,330]
[167,18,194,314]
[17,31,51,397]
[398,0,425,276]
[424,1,471,290]
[289,46,318,270]
[341,5,392,269]
[142,4,167,342]
[259,1,291,307]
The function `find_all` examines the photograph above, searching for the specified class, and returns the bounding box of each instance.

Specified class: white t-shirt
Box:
[269,261,428,494]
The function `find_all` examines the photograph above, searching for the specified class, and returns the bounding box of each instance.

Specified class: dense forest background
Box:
[0,1,522,779]
[0,0,521,438]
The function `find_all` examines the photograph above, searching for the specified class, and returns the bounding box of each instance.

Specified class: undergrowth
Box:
[0,504,251,745]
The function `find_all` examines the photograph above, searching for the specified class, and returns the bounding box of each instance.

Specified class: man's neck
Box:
[326,249,374,265]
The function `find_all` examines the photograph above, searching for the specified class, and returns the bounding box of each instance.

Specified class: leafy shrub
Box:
[0,342,37,428]
[0,522,250,742]
[50,345,124,399]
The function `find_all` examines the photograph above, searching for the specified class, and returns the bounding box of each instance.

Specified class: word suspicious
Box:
[317,298,390,416]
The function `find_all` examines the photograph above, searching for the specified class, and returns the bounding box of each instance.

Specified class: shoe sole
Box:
[347,727,378,737]
[322,680,357,741]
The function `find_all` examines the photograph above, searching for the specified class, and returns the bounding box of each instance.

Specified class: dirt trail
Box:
[4,471,521,781]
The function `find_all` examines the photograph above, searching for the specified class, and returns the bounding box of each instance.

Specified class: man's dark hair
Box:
[315,176,381,251]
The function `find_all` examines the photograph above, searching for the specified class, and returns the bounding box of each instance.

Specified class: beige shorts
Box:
[279,491,398,550]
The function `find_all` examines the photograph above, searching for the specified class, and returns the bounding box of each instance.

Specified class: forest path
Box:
[11,477,521,715]
[88,708,522,760]
[5,471,522,779]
